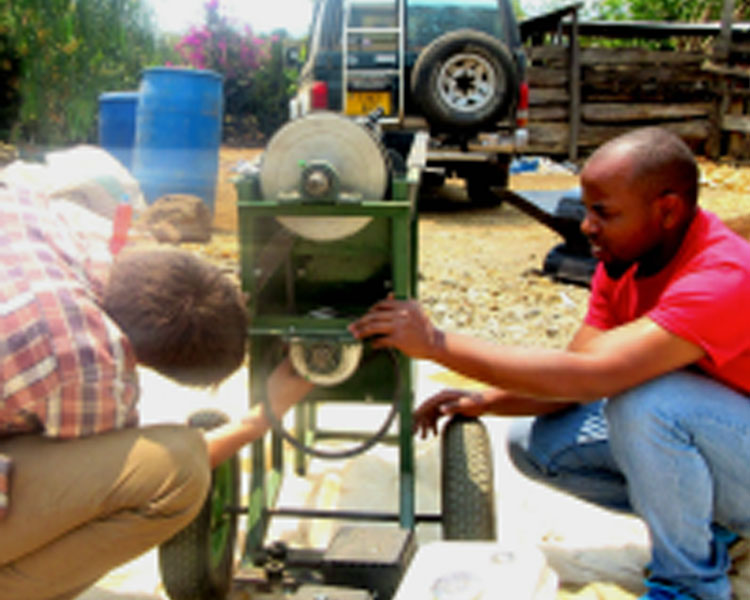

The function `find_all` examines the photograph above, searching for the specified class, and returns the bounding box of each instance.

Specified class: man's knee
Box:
[604,372,688,440]
[119,425,211,522]
[506,417,545,480]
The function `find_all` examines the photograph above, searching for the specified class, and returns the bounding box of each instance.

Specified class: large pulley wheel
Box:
[259,112,389,241]
[441,414,497,540]
[411,29,519,132]
[158,410,240,600]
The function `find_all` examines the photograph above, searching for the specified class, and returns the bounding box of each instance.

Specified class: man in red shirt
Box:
[350,127,750,600]
[0,186,312,599]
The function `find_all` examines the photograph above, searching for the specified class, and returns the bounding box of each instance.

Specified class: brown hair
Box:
[102,247,248,387]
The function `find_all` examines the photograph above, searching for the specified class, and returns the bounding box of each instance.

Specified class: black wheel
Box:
[158,410,240,600]
[411,29,519,132]
[463,157,509,207]
[441,414,497,540]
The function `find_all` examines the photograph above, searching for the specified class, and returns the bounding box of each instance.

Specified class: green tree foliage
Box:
[591,0,750,21]
[2,0,163,145]
[171,1,297,145]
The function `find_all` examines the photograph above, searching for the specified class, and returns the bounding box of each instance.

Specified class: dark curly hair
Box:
[102,247,248,387]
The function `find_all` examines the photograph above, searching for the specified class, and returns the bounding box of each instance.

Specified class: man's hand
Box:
[413,388,487,439]
[204,357,314,468]
[348,296,442,359]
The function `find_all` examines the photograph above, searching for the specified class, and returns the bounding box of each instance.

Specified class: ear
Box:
[655,192,685,230]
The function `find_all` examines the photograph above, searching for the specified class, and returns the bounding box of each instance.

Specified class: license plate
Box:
[345,91,392,116]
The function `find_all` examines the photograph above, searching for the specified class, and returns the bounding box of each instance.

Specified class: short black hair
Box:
[596,127,699,206]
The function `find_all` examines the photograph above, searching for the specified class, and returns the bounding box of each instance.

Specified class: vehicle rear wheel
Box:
[463,157,509,207]
[441,415,497,540]
[411,29,519,132]
[158,410,240,600]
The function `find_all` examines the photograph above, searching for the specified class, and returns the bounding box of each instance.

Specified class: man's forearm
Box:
[203,360,314,468]
[428,330,603,402]
[479,387,578,416]
[202,405,280,468]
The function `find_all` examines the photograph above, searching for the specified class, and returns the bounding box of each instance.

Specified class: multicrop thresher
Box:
[156,112,499,600]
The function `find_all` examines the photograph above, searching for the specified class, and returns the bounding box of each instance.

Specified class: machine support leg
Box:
[398,358,415,530]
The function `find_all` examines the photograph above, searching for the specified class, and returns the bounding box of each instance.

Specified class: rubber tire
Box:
[411,29,519,132]
[158,410,240,600]
[464,158,509,207]
[441,415,497,540]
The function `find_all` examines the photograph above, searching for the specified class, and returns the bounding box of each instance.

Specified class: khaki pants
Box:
[0,425,210,600]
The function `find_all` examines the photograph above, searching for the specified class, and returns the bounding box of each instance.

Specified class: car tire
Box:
[463,156,509,207]
[158,409,240,600]
[441,415,497,540]
[411,29,519,132]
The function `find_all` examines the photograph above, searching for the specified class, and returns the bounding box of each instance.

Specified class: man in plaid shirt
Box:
[0,184,312,599]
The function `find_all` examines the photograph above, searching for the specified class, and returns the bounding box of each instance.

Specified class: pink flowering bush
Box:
[174,3,263,74]
[171,0,294,144]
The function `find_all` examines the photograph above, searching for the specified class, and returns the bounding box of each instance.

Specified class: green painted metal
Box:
[209,460,237,569]
[237,134,423,563]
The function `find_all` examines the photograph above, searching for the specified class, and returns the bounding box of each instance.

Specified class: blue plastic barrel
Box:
[98,91,139,171]
[132,67,223,212]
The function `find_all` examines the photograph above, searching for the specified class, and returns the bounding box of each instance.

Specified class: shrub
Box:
[3,0,162,146]
[171,0,297,145]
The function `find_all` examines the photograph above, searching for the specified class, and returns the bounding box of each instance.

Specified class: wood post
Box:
[568,7,581,162]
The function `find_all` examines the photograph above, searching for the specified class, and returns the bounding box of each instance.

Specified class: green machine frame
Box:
[235,133,426,562]
[156,129,497,600]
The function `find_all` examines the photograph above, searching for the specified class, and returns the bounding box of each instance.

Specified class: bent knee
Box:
[604,371,702,443]
[606,373,678,419]
[129,425,211,519]
[506,417,549,480]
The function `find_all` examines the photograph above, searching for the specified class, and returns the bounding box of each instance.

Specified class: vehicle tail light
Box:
[310,81,329,110]
[516,81,529,128]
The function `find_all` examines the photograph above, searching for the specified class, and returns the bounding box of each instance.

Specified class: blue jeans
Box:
[507,370,750,600]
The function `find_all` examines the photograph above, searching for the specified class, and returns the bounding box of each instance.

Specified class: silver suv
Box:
[289,0,528,205]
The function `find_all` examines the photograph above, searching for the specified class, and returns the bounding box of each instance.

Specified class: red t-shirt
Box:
[585,208,750,394]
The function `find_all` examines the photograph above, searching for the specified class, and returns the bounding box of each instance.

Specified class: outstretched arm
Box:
[411,324,601,437]
[350,298,704,403]
[203,358,314,468]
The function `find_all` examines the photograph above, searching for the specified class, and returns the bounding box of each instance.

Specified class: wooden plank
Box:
[702,61,750,78]
[530,106,568,120]
[564,20,750,39]
[582,102,713,122]
[577,119,711,148]
[582,80,715,103]
[527,45,569,66]
[722,114,750,133]
[569,8,581,161]
[529,87,569,105]
[727,95,747,157]
[729,41,750,55]
[527,121,569,153]
[580,47,704,66]
[527,66,569,87]
[527,119,711,157]
[585,65,708,84]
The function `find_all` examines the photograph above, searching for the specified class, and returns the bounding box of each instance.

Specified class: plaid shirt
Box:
[0,185,139,519]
